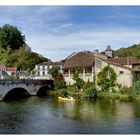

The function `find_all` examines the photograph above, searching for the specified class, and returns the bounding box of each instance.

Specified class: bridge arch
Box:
[4,87,30,100]
[37,85,52,96]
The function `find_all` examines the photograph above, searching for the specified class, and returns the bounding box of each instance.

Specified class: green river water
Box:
[0,96,140,134]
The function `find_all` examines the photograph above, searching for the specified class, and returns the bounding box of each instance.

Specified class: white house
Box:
[34,61,63,79]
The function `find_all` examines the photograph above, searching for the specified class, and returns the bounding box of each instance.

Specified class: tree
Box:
[0,24,25,50]
[48,66,60,78]
[97,65,117,91]
[73,72,84,90]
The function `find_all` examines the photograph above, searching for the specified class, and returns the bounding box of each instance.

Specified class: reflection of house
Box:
[34,61,63,79]
[0,66,17,79]
[62,46,140,87]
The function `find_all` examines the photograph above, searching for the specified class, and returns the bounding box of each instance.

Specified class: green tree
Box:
[0,24,25,50]
[73,72,84,90]
[97,65,117,91]
[48,66,60,78]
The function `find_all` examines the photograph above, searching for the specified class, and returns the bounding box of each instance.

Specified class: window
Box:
[119,71,124,75]
[106,70,110,77]
[38,66,40,70]
[42,66,45,70]
[43,71,45,76]
[37,72,40,76]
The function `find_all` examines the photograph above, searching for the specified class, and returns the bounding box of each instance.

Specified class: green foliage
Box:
[83,81,93,90]
[97,65,117,91]
[59,89,68,97]
[48,66,60,78]
[133,80,140,95]
[0,24,25,50]
[119,86,133,95]
[73,72,84,90]
[115,43,140,59]
[54,73,66,89]
[0,26,47,70]
[83,86,97,98]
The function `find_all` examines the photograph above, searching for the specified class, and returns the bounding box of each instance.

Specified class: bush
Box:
[97,65,117,91]
[133,80,140,95]
[83,82,93,90]
[59,89,68,97]
[55,80,66,89]
[83,86,97,98]
[119,86,132,95]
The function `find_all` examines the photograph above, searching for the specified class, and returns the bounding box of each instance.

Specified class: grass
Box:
[48,85,140,102]
[97,92,136,102]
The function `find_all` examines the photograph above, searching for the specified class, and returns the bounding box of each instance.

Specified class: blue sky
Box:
[0,6,140,61]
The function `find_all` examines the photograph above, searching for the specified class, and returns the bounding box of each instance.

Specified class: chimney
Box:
[127,58,129,66]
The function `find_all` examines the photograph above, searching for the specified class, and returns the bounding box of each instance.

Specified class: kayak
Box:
[58,96,75,101]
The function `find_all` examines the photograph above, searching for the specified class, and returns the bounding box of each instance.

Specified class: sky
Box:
[0,6,140,61]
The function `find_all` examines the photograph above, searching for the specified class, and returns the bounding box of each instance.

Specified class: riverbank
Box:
[48,89,140,102]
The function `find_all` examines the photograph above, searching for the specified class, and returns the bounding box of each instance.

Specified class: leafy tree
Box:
[0,24,25,50]
[73,72,84,90]
[115,43,140,59]
[48,66,60,78]
[97,65,117,91]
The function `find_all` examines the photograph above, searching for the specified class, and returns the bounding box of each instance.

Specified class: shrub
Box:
[54,73,66,89]
[83,82,93,90]
[59,89,68,97]
[119,86,132,95]
[73,72,84,90]
[97,65,117,91]
[133,80,140,95]
[83,86,97,98]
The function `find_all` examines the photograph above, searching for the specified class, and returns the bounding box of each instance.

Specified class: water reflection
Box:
[0,96,140,134]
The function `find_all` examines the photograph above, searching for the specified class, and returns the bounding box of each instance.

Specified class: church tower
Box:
[105,45,113,58]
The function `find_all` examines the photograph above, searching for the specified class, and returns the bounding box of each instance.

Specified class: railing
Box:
[63,73,92,78]
[0,79,54,86]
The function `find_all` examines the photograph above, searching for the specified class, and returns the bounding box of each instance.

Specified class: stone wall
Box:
[95,57,133,87]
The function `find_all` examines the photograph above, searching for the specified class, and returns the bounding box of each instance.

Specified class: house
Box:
[0,66,17,79]
[94,55,133,87]
[62,51,95,85]
[34,60,63,79]
[62,46,140,87]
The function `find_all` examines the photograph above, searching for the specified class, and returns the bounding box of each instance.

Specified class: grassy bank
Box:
[48,88,140,102]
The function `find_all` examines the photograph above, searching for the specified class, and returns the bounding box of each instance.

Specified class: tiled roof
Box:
[6,67,17,71]
[108,57,140,65]
[36,61,64,66]
[63,51,94,69]
[0,67,16,71]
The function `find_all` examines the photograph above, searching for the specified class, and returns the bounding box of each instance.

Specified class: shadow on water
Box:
[3,88,30,101]
[37,86,51,96]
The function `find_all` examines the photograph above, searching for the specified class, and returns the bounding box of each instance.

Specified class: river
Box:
[0,96,140,134]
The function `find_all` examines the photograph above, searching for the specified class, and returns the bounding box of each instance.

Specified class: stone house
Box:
[94,55,133,87]
[62,51,95,85]
[34,60,63,79]
[62,47,140,87]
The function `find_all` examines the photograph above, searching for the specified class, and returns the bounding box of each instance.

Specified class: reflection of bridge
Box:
[0,79,54,101]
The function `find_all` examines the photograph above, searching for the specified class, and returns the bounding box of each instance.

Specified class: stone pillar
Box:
[92,66,94,77]
[68,70,71,78]
[83,68,85,78]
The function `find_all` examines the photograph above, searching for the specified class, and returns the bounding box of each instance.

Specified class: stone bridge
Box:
[0,79,54,101]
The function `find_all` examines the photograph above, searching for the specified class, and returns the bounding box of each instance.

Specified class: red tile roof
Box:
[63,51,95,69]
[6,67,17,71]
[0,67,16,71]
[108,57,140,65]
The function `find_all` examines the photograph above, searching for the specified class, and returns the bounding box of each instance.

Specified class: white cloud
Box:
[26,26,140,61]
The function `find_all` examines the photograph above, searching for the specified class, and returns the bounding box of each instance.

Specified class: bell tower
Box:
[105,45,113,58]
